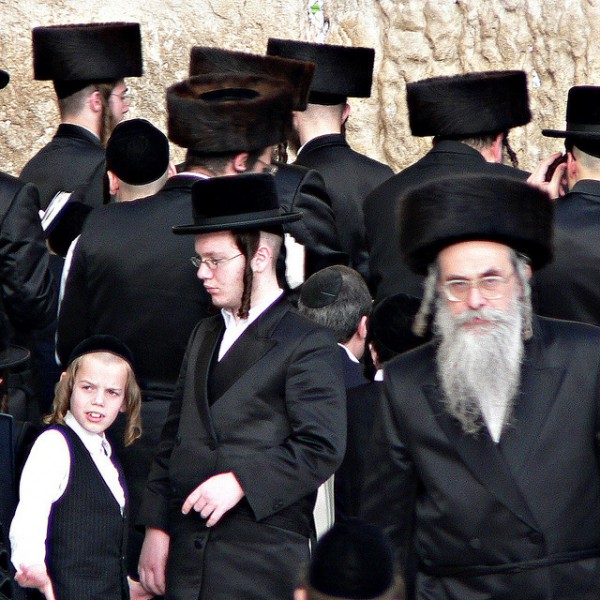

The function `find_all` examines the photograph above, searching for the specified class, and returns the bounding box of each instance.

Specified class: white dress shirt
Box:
[218,289,284,361]
[10,412,125,569]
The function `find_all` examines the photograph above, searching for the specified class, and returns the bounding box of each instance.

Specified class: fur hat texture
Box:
[407,70,531,137]
[267,38,374,103]
[399,172,553,274]
[189,46,314,111]
[167,74,294,152]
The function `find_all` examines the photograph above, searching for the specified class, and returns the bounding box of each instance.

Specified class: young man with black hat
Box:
[362,171,600,599]
[56,61,317,581]
[363,70,531,301]
[137,173,346,600]
[533,85,600,326]
[267,39,393,282]
[20,22,143,210]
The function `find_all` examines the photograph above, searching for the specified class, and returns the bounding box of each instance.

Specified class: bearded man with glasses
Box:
[362,171,600,599]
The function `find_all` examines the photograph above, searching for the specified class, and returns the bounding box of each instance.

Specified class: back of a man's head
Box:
[296,519,404,600]
[298,266,372,344]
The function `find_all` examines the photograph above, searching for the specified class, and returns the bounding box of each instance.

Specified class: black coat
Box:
[362,317,600,599]
[0,172,56,337]
[138,298,346,599]
[533,179,600,325]
[20,124,106,210]
[295,134,393,281]
[364,140,529,301]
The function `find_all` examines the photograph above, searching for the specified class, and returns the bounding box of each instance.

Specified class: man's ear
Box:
[358,314,368,340]
[107,171,120,196]
[167,161,178,178]
[341,102,351,125]
[88,89,103,113]
[231,152,250,173]
[250,242,273,273]
[524,263,533,281]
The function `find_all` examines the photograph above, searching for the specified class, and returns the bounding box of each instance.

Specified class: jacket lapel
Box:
[424,384,541,530]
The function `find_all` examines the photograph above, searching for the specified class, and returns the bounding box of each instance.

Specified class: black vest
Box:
[45,424,128,600]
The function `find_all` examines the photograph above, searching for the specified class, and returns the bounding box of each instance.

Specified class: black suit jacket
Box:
[364,141,529,300]
[362,317,600,599]
[20,124,106,210]
[295,134,393,280]
[533,179,600,325]
[138,298,346,599]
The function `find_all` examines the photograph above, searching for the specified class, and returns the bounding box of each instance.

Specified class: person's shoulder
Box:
[537,315,600,346]
[384,340,436,379]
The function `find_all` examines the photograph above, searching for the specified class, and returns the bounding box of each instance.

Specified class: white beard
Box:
[434,295,525,439]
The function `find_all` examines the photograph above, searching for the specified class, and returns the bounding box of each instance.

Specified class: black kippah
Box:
[299,269,343,308]
[106,118,169,185]
[68,335,135,371]
[309,519,394,598]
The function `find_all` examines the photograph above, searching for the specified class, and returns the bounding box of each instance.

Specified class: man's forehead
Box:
[194,230,237,252]
[438,240,512,276]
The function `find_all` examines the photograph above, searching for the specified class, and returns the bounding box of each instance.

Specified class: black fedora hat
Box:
[542,86,600,140]
[400,171,553,275]
[0,69,9,90]
[173,172,302,235]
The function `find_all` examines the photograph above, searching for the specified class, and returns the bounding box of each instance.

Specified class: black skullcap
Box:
[68,334,135,371]
[299,268,343,308]
[106,118,169,185]
[309,519,395,598]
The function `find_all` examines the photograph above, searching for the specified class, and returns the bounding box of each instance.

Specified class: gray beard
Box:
[434,296,525,437]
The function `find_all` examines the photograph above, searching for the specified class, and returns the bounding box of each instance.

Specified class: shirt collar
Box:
[65,411,112,457]
[338,342,360,363]
[221,288,284,330]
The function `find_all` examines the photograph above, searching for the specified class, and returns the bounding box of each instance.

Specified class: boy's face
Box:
[69,353,128,436]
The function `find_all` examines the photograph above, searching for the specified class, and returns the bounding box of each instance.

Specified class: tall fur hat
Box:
[407,70,531,137]
[32,22,143,98]
[167,74,294,153]
[399,172,553,275]
[542,86,600,141]
[189,46,314,111]
[267,38,374,104]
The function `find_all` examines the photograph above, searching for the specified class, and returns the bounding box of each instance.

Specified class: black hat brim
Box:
[172,210,302,235]
[0,344,30,370]
[542,128,600,140]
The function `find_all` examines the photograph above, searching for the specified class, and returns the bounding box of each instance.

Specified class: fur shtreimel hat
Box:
[407,70,531,137]
[189,46,314,111]
[308,519,395,599]
[32,22,143,98]
[106,118,169,185]
[399,173,553,275]
[542,86,600,141]
[173,172,302,235]
[266,38,374,104]
[0,69,9,90]
[167,74,294,153]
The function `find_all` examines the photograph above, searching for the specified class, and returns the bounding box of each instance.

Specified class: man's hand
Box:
[128,576,155,600]
[181,472,245,527]
[15,564,56,600]
[138,527,170,597]
[527,151,568,200]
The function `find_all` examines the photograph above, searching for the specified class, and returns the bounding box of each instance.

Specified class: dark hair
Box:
[233,230,261,319]
[183,148,265,175]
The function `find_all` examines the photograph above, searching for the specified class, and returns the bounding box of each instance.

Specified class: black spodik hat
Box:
[267,38,374,104]
[407,70,531,137]
[167,74,295,153]
[173,172,302,235]
[0,70,9,90]
[400,172,553,275]
[189,46,314,111]
[106,118,169,185]
[308,519,395,599]
[542,86,600,141]
[32,22,143,98]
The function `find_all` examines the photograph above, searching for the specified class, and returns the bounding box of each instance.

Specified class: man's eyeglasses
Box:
[190,253,243,270]
[110,89,132,105]
[441,273,514,302]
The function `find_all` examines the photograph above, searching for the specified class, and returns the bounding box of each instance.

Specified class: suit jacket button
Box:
[528,532,543,545]
[194,538,204,550]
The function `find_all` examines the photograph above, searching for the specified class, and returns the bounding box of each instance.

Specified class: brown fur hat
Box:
[33,22,143,83]
[167,74,294,152]
[407,70,531,137]
[189,46,314,111]
[399,172,553,275]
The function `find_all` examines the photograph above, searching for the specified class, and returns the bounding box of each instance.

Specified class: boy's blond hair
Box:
[45,351,142,446]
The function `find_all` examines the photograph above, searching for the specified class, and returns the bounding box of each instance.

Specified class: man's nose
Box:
[197,261,212,280]
[466,284,486,309]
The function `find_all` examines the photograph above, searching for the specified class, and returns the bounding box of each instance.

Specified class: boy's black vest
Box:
[45,424,128,600]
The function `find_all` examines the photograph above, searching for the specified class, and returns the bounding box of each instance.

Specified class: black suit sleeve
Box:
[0,180,57,329]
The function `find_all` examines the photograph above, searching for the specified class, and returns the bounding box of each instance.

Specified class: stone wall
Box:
[0,0,595,176]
